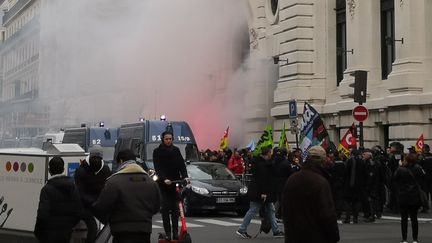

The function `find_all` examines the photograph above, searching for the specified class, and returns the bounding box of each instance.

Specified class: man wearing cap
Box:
[282,145,340,243]
[75,145,111,243]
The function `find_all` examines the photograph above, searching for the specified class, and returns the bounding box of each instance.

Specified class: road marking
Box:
[194,219,240,226]
[231,218,261,224]
[155,220,204,228]
[380,216,432,222]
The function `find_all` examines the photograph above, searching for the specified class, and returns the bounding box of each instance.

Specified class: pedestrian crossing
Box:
[151,218,269,229]
[151,215,432,229]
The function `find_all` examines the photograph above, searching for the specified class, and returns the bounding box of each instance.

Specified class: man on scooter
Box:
[154,130,190,241]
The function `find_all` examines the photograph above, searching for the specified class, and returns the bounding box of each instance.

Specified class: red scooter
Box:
[158,180,192,243]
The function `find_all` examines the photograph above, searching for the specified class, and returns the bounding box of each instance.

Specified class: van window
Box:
[145,143,199,162]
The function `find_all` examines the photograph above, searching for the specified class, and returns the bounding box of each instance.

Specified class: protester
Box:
[420,144,432,212]
[153,130,189,241]
[343,149,367,224]
[93,149,160,243]
[236,145,284,239]
[272,147,292,219]
[282,146,340,243]
[227,148,246,176]
[34,156,83,243]
[393,153,425,243]
[74,145,111,243]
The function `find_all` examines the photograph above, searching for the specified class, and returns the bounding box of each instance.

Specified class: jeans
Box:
[238,201,280,234]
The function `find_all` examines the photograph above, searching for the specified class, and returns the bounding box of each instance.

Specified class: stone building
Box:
[0,0,47,143]
[246,0,432,149]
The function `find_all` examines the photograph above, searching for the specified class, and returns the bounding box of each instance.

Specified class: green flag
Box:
[279,122,289,150]
[253,125,273,157]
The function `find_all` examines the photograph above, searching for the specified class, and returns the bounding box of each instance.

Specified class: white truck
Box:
[0,143,86,239]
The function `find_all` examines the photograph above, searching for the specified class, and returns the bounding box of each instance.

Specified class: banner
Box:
[338,123,357,158]
[299,103,330,159]
[253,125,273,157]
[415,133,424,153]
[246,139,256,151]
[278,122,289,150]
[219,126,229,150]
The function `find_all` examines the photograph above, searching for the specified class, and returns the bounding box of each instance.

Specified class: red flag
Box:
[338,123,357,158]
[415,134,424,153]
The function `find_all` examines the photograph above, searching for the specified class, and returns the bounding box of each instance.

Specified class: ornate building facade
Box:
[246,0,432,149]
[0,0,47,143]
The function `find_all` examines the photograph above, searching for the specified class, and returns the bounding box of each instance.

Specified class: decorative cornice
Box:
[347,0,356,20]
[250,28,259,50]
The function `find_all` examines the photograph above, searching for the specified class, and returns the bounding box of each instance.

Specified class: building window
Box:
[271,0,278,15]
[381,0,395,80]
[336,0,346,86]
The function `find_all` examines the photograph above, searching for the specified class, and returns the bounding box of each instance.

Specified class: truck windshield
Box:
[145,143,199,162]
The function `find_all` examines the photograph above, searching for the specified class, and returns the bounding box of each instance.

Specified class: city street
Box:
[147,213,432,243]
[1,212,432,243]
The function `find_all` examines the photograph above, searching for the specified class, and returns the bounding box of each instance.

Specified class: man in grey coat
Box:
[93,149,160,243]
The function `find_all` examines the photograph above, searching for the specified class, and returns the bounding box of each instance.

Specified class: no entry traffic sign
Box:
[352,105,368,122]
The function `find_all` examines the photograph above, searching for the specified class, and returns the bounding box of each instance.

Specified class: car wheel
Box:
[183,197,194,217]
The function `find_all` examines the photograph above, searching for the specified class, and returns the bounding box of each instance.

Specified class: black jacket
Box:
[34,175,83,243]
[153,144,188,192]
[93,162,161,235]
[393,164,425,206]
[247,155,276,202]
[74,161,111,208]
[282,165,340,243]
[273,156,293,195]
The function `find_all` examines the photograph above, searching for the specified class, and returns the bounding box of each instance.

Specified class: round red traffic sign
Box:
[352,105,368,122]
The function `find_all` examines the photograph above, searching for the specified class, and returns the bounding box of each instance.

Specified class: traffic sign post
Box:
[352,105,368,122]
[289,100,297,118]
[288,100,299,148]
[352,105,368,148]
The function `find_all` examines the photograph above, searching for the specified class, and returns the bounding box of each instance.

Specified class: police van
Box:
[62,125,119,169]
[114,119,200,170]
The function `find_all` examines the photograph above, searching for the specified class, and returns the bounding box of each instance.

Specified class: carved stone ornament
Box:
[400,0,404,7]
[347,0,356,20]
[250,28,259,50]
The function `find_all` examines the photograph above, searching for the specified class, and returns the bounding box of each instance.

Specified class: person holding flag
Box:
[253,125,273,157]
[338,124,357,159]
[298,103,330,160]
[279,122,290,151]
[219,126,229,150]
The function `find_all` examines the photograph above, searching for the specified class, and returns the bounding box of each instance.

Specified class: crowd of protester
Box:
[206,142,430,242]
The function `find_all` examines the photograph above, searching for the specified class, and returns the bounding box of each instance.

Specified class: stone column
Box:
[385,0,427,98]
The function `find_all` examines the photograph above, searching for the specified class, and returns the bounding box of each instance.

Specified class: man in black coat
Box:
[282,146,340,243]
[420,144,432,212]
[34,156,83,243]
[153,131,189,241]
[74,145,111,243]
[236,145,284,239]
[93,149,160,243]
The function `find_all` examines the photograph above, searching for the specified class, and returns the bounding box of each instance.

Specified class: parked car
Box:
[182,162,249,216]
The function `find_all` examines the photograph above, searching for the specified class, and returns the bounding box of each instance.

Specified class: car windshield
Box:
[187,163,236,180]
[145,143,199,161]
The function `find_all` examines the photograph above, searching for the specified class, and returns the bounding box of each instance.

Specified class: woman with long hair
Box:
[393,153,425,243]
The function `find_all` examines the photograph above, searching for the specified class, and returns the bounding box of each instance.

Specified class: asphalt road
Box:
[1,212,432,243]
